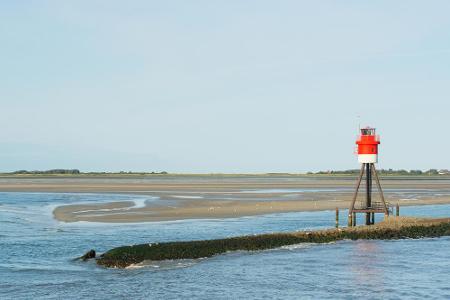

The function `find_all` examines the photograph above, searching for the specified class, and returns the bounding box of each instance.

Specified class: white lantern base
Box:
[358,154,378,164]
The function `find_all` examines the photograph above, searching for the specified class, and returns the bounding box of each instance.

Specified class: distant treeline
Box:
[309,169,450,175]
[8,169,168,175]
[92,171,168,175]
[12,169,81,174]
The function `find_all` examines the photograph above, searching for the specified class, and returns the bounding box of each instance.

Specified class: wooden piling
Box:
[396,203,400,216]
[348,214,352,227]
[335,207,339,228]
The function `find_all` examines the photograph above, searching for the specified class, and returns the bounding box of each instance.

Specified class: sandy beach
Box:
[1,174,450,223]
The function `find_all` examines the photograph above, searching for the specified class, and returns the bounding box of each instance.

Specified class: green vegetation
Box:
[1,169,168,176]
[2,169,449,177]
[96,218,450,268]
[12,169,81,175]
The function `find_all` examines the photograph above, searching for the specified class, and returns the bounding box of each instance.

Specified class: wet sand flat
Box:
[1,175,450,223]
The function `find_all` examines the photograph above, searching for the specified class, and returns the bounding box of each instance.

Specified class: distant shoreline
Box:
[1,167,449,177]
[1,173,449,179]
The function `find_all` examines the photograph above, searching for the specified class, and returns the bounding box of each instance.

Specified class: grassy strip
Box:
[96,218,450,268]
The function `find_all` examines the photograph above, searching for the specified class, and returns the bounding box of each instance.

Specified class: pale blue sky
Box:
[1,1,450,173]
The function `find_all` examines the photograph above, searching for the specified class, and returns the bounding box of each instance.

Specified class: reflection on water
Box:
[1,192,450,299]
[350,241,384,293]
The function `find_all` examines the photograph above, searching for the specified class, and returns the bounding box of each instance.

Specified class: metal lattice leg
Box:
[372,164,389,216]
[348,164,365,226]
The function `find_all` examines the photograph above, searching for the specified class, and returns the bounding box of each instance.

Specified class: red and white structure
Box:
[348,127,389,226]
[356,127,380,164]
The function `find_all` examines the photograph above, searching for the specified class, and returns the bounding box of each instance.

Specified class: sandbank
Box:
[0,175,449,223]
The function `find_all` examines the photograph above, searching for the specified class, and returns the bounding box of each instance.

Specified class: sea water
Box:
[1,192,449,299]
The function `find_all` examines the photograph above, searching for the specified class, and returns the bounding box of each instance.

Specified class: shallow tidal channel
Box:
[1,192,450,299]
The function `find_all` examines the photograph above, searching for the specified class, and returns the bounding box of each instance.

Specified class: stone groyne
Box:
[91,217,450,268]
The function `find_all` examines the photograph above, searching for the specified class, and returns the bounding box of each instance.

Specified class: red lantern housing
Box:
[356,127,380,163]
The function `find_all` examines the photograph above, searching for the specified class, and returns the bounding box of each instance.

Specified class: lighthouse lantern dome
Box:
[356,127,380,164]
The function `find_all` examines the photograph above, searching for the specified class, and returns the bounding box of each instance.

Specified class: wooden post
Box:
[396,203,400,216]
[348,213,352,227]
[335,207,339,228]
[353,212,356,226]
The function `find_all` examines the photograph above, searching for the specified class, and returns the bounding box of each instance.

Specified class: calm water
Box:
[1,192,450,299]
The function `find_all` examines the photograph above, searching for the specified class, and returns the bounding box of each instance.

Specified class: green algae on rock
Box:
[95,217,450,268]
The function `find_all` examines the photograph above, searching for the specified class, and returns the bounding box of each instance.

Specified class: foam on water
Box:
[131,197,155,208]
[127,259,202,270]
[279,243,316,251]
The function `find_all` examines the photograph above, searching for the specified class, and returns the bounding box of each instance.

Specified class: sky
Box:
[1,1,450,173]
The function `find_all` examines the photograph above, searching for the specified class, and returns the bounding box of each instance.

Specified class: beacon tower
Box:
[348,127,389,226]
